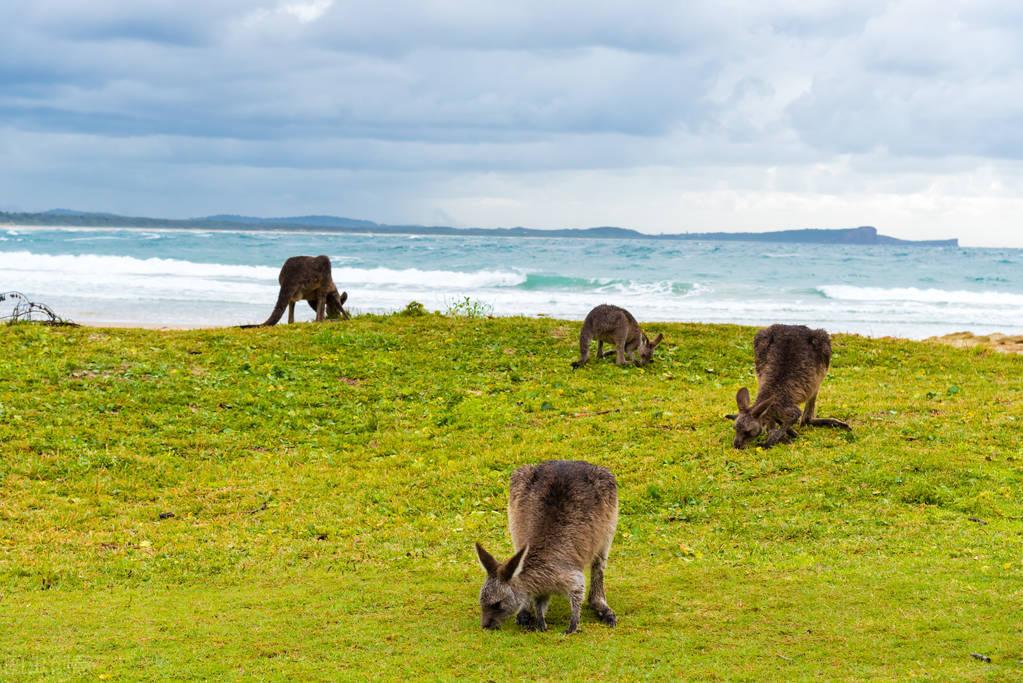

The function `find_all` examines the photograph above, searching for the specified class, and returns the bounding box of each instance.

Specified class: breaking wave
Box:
[817,284,1023,307]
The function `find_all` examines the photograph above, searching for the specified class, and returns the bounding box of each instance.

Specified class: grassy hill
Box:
[1,316,1020,680]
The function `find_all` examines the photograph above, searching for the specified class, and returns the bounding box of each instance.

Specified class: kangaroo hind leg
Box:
[315,293,326,321]
[587,550,616,627]
[801,392,818,426]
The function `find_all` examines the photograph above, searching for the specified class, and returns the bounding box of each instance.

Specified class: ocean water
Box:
[1,226,1021,338]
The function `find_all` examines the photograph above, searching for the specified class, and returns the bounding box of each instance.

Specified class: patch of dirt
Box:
[927,331,1023,354]
[69,369,104,379]
[338,376,361,386]
[68,362,135,380]
[549,325,572,339]
[571,408,620,418]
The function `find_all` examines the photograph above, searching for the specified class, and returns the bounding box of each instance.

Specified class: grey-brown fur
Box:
[571,304,663,368]
[474,460,618,635]
[730,324,851,449]
[244,255,349,327]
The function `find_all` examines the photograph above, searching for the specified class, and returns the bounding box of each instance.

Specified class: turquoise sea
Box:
[1,226,1021,338]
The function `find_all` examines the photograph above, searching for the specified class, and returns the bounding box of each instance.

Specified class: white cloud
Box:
[281,0,334,23]
[238,0,334,29]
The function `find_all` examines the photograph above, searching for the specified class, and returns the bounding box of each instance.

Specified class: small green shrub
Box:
[398,301,428,317]
[444,296,493,318]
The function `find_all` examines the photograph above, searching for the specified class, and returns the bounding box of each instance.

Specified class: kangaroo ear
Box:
[736,387,751,412]
[752,398,774,418]
[651,333,663,347]
[339,291,348,306]
[475,542,499,576]
[500,545,528,582]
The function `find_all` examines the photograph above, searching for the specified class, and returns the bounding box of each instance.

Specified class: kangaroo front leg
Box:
[564,572,585,635]
[287,301,296,324]
[764,406,802,448]
[533,595,550,632]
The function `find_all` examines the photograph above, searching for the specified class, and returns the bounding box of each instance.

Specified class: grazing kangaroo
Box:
[474,460,618,635]
[729,324,851,449]
[571,304,663,368]
[244,255,349,327]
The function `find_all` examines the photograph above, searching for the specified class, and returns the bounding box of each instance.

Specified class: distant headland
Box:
[0,209,959,247]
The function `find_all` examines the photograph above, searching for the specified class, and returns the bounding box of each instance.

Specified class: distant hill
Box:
[0,210,959,247]
[673,225,958,247]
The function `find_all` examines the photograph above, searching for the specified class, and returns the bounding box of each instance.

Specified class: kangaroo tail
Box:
[572,325,592,368]
[245,285,294,327]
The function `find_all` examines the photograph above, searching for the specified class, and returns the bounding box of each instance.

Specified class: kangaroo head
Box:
[326,290,351,320]
[638,332,663,365]
[732,387,773,449]
[474,542,529,630]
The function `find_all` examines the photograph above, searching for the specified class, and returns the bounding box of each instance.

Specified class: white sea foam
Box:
[0,250,281,280]
[0,251,531,307]
[331,266,526,288]
[818,285,1023,306]
[0,251,529,288]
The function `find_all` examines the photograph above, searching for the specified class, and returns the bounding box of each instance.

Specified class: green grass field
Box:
[1,315,1021,680]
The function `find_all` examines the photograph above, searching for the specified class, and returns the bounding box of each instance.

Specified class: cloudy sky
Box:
[3,1,1023,246]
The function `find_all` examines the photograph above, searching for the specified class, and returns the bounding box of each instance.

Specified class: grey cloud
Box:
[4,0,1023,244]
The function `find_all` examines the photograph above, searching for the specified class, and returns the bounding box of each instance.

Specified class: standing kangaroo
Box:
[245,255,350,327]
[572,304,663,368]
[474,460,618,635]
[729,324,851,449]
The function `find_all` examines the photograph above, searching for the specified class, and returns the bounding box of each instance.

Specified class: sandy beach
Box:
[926,331,1023,354]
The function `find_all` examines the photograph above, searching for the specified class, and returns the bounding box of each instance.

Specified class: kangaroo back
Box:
[508,460,618,569]
[753,324,829,396]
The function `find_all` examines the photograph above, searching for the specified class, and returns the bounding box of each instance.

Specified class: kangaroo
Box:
[571,304,663,368]
[244,255,350,327]
[474,460,618,635]
[729,324,851,449]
